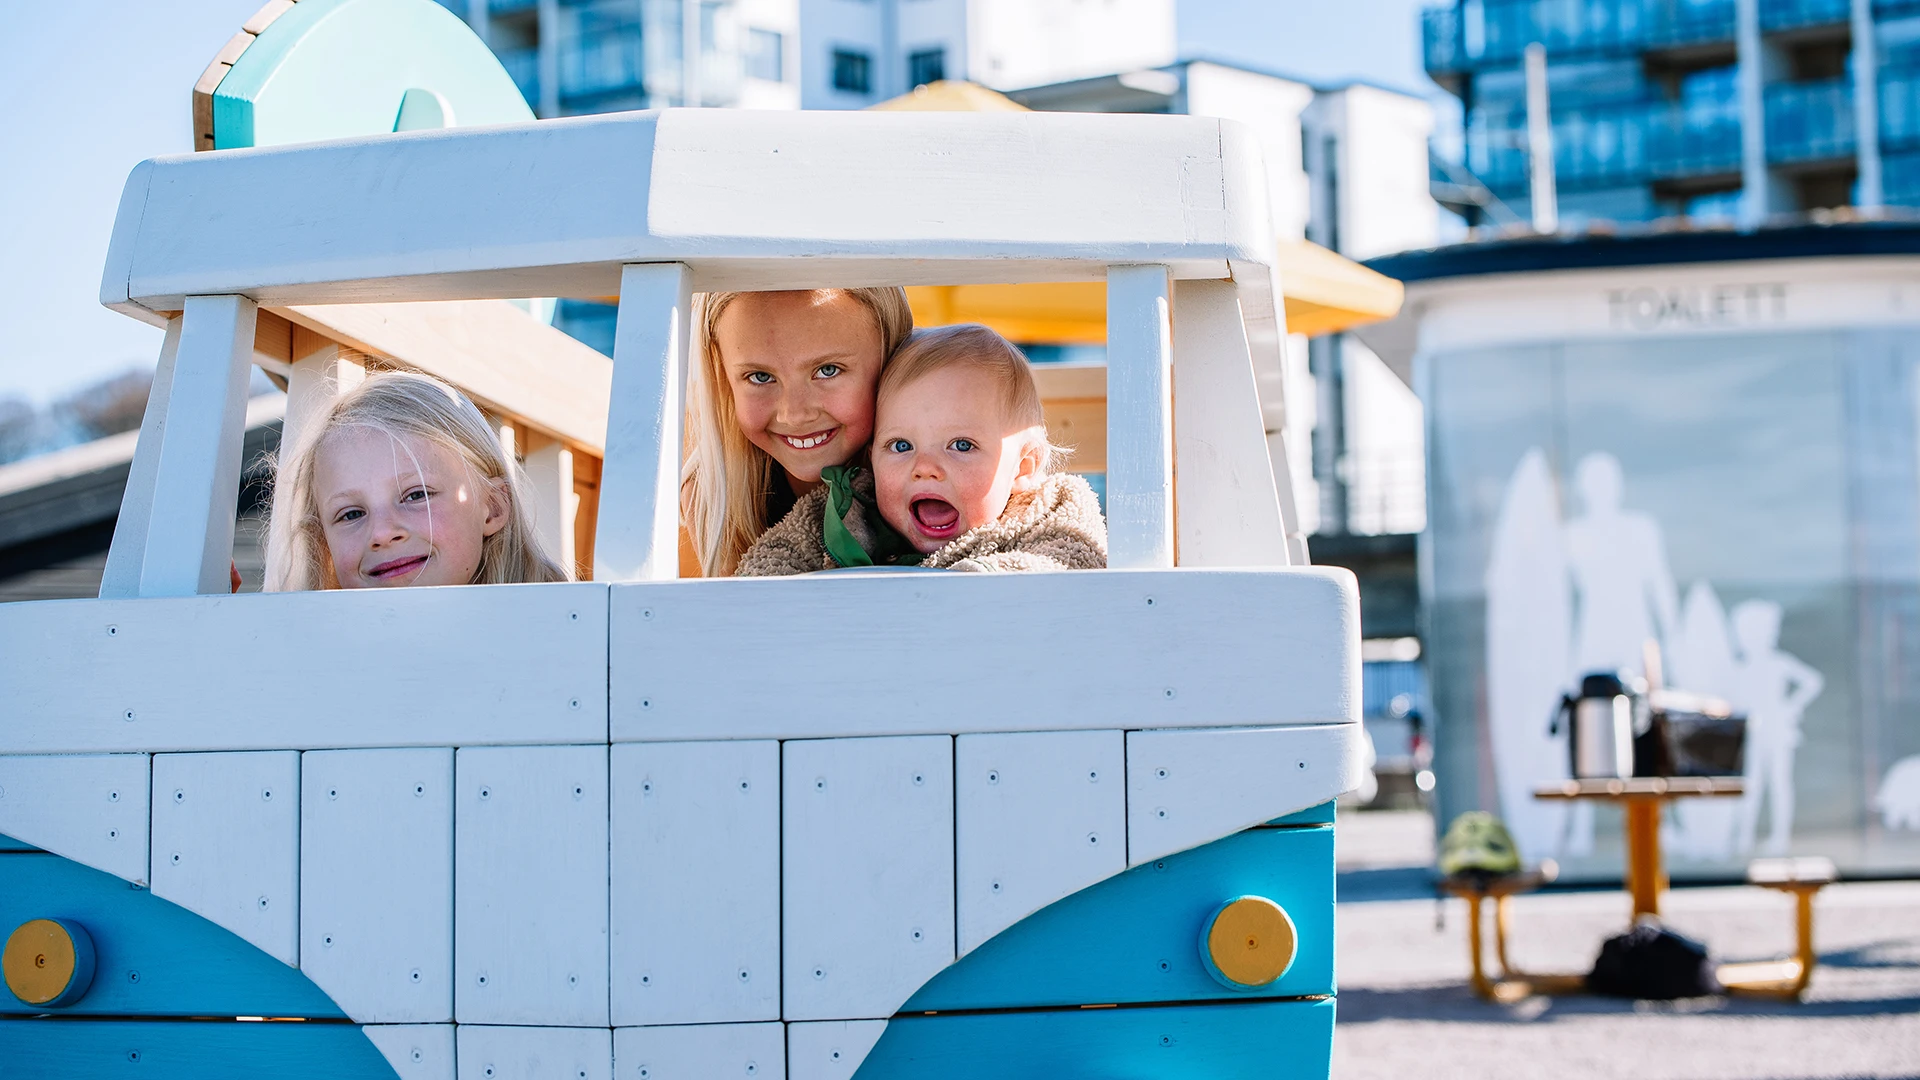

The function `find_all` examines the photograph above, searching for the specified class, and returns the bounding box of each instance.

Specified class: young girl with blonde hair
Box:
[681,288,914,576]
[266,371,567,591]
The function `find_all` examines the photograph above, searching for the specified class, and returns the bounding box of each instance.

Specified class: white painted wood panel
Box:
[149,751,300,965]
[99,316,181,599]
[785,1021,886,1080]
[0,754,149,884]
[455,745,609,1026]
[596,263,692,582]
[0,582,607,754]
[1105,265,1175,569]
[954,731,1125,955]
[137,294,257,597]
[610,741,778,1026]
[105,111,1268,314]
[301,749,453,1023]
[363,1024,455,1080]
[1170,279,1290,568]
[783,736,953,1022]
[280,340,365,462]
[609,569,1356,742]
[614,1023,785,1080]
[455,1025,612,1080]
[1125,724,1367,865]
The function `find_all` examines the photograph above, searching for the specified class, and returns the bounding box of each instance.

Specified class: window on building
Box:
[746,28,784,82]
[832,48,872,94]
[908,47,946,88]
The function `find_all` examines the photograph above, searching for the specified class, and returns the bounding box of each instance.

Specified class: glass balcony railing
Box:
[497,47,538,109]
[1424,6,1465,76]
[490,0,537,14]
[1881,76,1920,151]
[1758,0,1850,31]
[1765,78,1856,163]
[1876,0,1920,17]
[1423,0,1736,76]
[1468,98,1742,194]
[1883,150,1920,206]
[559,33,647,99]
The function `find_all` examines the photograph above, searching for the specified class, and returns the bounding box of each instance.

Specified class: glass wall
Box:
[1424,328,1920,879]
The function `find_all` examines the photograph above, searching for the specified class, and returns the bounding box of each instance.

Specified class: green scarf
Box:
[821,464,921,568]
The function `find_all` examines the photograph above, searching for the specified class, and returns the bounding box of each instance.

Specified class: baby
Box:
[738,324,1106,574]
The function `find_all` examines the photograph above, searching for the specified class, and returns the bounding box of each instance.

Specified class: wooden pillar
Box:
[524,437,579,576]
[596,263,693,581]
[1105,264,1174,569]
[1624,798,1666,919]
[1169,280,1290,568]
[128,296,259,597]
[100,317,183,599]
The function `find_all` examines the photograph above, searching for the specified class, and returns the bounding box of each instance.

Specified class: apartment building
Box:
[1425,0,1920,226]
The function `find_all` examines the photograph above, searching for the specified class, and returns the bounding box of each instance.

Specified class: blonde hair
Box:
[266,371,568,591]
[878,324,1064,472]
[681,288,914,576]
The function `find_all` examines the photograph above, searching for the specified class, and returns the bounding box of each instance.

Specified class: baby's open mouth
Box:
[911,497,961,537]
[368,554,429,580]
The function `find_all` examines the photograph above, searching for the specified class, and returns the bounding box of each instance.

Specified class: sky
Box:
[0,0,1441,407]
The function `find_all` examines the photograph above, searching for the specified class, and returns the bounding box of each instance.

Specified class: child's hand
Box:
[230,561,242,594]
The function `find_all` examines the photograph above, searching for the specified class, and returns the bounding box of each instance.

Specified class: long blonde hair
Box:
[266,371,568,590]
[681,288,914,576]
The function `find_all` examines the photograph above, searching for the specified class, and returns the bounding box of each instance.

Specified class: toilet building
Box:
[1366,221,1920,879]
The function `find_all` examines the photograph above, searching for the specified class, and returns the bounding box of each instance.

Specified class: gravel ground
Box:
[1332,811,1920,1080]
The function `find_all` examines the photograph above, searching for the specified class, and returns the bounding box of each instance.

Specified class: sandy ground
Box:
[1332,811,1920,1080]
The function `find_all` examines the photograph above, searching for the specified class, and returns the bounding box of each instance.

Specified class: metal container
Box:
[1557,672,1641,779]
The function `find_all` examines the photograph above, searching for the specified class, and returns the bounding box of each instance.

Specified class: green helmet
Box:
[1438,811,1522,877]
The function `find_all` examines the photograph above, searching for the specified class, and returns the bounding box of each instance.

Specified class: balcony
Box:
[1758,0,1850,32]
[559,33,647,99]
[1422,0,1736,79]
[497,46,538,109]
[1467,99,1741,195]
[1881,76,1920,152]
[1765,78,1856,163]
[490,0,537,14]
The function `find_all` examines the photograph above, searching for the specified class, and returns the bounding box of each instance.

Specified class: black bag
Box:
[1587,921,1722,999]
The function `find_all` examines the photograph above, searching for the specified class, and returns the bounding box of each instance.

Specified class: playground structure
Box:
[0,4,1366,1078]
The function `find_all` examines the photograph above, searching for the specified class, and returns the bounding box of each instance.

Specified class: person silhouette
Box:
[1558,453,1681,856]
[1564,454,1681,677]
[1728,601,1823,856]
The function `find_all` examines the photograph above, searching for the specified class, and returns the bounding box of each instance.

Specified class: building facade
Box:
[1425,0,1920,227]
[1368,222,1920,877]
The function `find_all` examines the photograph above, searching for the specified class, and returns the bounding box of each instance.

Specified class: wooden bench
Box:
[1438,861,1585,1002]
[1717,856,1836,999]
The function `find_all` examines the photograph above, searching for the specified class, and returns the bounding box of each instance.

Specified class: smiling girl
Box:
[681,288,914,576]
[266,372,567,590]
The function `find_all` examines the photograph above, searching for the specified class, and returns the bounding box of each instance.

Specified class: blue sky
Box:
[0,0,1439,406]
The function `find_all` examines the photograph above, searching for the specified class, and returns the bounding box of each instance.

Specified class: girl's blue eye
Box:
[745,371,774,385]
[950,438,976,453]
[887,438,913,453]
[816,363,843,379]
[336,508,364,524]
[403,489,430,503]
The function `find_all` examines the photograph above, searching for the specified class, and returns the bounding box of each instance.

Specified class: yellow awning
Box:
[871,82,1404,340]
[904,242,1404,344]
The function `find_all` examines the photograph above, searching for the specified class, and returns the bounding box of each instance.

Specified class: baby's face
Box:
[312,427,507,588]
[873,366,1039,554]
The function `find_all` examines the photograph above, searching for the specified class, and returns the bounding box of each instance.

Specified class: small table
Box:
[1533,777,1745,919]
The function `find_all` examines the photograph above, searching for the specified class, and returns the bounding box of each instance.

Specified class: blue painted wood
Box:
[0,833,42,852]
[0,853,345,1018]
[903,825,1334,1012]
[856,997,1335,1080]
[1268,800,1336,826]
[0,1019,398,1080]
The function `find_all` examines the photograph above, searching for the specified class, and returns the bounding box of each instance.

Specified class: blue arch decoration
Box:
[855,812,1339,1080]
[0,839,397,1079]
